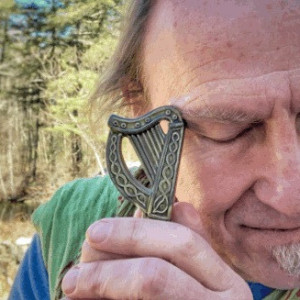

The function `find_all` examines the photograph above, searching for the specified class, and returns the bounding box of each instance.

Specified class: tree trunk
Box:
[31,116,39,179]
[0,164,8,200]
[71,110,82,175]
[68,111,105,175]
[48,132,56,172]
[0,19,8,63]
[7,121,15,196]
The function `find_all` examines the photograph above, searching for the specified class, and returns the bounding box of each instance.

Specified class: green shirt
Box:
[32,175,300,300]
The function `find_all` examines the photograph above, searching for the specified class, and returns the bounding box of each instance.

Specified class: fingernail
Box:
[62,268,79,294]
[88,220,112,243]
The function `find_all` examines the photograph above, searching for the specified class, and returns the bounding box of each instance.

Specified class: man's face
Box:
[141,0,300,289]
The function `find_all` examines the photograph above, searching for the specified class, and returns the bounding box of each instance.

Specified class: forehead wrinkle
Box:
[167,57,300,108]
[176,62,300,99]
[142,0,300,114]
[171,76,272,124]
[174,58,232,96]
[171,67,300,109]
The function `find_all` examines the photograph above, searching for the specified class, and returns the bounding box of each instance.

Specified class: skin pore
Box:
[141,0,300,289]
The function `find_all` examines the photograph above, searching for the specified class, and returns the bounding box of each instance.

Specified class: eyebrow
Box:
[178,105,264,125]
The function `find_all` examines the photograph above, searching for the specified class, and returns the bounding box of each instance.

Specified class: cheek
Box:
[177,132,255,215]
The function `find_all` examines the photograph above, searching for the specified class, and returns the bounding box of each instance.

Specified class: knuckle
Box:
[128,218,144,248]
[88,263,106,296]
[139,258,170,299]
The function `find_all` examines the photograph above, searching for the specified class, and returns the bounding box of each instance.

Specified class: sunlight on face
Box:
[141,0,300,289]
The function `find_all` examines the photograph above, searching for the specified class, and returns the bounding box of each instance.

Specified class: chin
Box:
[209,233,300,289]
[256,270,300,290]
[234,251,300,289]
[258,243,300,289]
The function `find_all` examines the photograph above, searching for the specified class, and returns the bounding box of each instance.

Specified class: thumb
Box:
[171,201,211,243]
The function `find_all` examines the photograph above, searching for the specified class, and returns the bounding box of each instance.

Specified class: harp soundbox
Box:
[106,106,185,221]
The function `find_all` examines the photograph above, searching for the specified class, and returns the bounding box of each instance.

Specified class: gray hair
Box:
[273,243,300,277]
[90,0,153,121]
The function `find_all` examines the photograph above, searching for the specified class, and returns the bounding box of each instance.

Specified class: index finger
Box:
[85,216,240,292]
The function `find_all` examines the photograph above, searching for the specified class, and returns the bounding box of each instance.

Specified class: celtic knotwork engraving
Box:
[106,105,185,220]
[153,195,169,214]
[152,131,180,214]
[108,134,146,208]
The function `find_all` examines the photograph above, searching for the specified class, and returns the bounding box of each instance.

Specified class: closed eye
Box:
[209,122,263,144]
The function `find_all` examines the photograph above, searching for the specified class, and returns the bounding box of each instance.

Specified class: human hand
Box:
[62,202,253,300]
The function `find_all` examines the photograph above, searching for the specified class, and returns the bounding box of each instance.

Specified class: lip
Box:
[236,225,300,248]
[240,225,300,232]
[239,225,300,242]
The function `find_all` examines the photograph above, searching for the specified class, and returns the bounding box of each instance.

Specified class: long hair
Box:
[90,0,153,122]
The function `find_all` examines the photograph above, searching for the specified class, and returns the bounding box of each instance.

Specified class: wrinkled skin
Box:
[62,0,300,299]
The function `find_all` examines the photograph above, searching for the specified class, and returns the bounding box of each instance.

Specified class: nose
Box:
[253,119,300,217]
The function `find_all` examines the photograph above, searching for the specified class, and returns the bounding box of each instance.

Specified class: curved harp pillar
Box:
[106,106,185,221]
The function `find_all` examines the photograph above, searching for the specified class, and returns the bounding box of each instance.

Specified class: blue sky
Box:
[15,0,62,10]
[11,0,69,40]
[15,0,51,9]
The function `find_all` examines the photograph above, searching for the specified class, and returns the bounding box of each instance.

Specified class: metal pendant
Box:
[106,106,185,221]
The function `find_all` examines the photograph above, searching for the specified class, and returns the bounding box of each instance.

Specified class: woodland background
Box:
[0,0,124,297]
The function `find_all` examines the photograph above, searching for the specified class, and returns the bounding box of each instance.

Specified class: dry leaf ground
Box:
[0,218,35,300]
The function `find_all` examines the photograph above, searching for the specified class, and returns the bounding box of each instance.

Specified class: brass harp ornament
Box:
[106,106,185,221]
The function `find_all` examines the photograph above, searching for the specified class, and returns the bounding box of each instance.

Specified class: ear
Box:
[121,77,149,117]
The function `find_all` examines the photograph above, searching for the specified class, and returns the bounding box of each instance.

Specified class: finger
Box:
[80,204,199,263]
[85,216,241,292]
[62,258,210,300]
[81,204,207,263]
[80,206,143,263]
[80,240,129,263]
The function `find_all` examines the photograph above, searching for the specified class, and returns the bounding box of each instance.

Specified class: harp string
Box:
[151,126,164,153]
[129,123,167,184]
[146,130,160,162]
[131,134,156,182]
[141,132,157,165]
